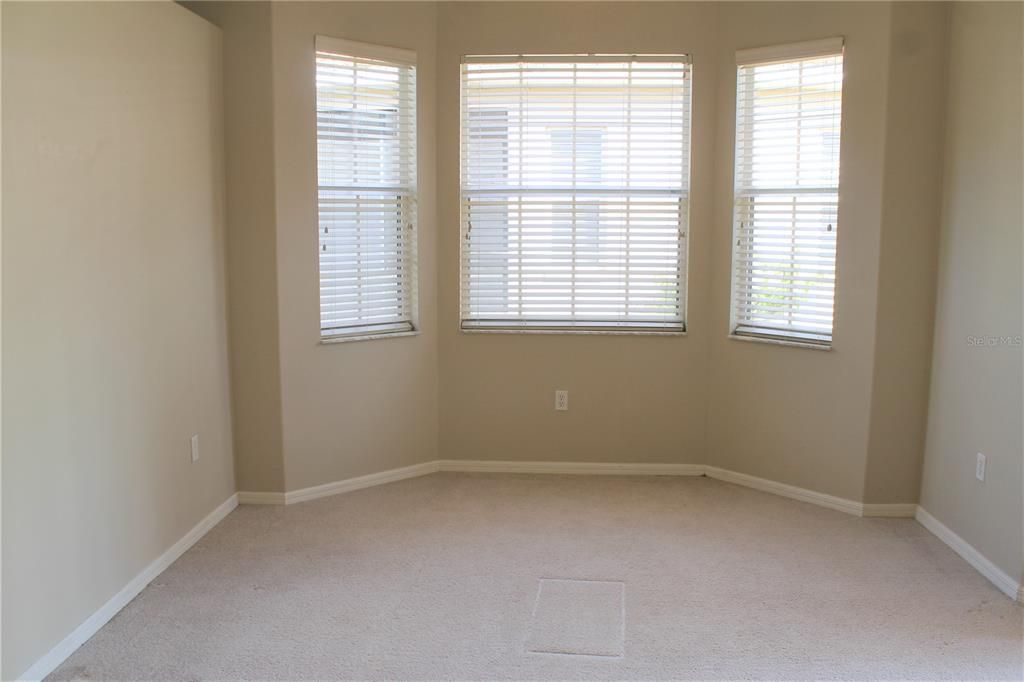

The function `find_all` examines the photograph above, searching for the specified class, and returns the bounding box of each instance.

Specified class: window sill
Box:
[320,330,420,345]
[728,332,831,351]
[461,327,687,337]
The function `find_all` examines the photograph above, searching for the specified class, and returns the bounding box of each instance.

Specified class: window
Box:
[460,55,692,332]
[730,39,844,347]
[315,36,417,340]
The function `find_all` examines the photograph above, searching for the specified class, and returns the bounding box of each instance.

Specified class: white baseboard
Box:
[437,459,706,476]
[285,460,440,504]
[17,493,239,682]
[239,460,909,520]
[239,461,443,506]
[237,460,703,506]
[704,466,864,516]
[914,506,1021,601]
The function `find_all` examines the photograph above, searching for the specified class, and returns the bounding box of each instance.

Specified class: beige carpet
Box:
[49,473,1023,681]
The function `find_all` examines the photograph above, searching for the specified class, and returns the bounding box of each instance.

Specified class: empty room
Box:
[2,0,1022,680]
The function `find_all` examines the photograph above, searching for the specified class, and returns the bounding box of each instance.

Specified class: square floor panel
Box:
[525,578,625,657]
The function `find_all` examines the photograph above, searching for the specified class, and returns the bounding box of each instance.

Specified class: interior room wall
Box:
[1,2,235,678]
[705,2,894,502]
[180,1,958,505]
[211,1,951,507]
[269,2,440,491]
[435,1,719,465]
[862,2,949,504]
[185,0,286,493]
[919,1,1023,583]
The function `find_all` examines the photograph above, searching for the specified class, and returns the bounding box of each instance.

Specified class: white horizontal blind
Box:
[730,41,843,345]
[461,56,691,331]
[316,37,417,339]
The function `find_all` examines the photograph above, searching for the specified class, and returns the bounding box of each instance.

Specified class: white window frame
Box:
[728,38,844,349]
[459,54,693,335]
[315,35,418,343]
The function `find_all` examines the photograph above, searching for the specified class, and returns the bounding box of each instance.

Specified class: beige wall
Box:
[919,2,1023,582]
[436,3,947,504]
[181,1,441,492]
[222,1,949,505]
[215,1,286,493]
[863,3,949,504]
[10,0,955,510]
[194,1,952,504]
[705,3,952,504]
[186,1,286,492]
[705,2,893,501]
[270,3,440,490]
[436,2,719,465]
[1,2,235,678]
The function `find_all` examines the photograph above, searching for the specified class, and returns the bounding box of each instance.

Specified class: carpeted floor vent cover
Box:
[525,578,625,657]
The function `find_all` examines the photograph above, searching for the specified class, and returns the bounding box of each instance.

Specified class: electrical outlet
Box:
[191,434,200,463]
[555,390,569,411]
[975,452,986,481]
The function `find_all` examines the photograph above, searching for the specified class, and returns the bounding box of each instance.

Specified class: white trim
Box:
[315,34,415,66]
[320,330,420,346]
[285,461,440,505]
[704,466,863,516]
[16,494,239,682]
[736,37,844,66]
[728,333,832,352]
[460,328,687,337]
[238,461,905,517]
[915,506,1021,601]
[437,459,705,476]
[237,461,705,506]
[463,53,691,65]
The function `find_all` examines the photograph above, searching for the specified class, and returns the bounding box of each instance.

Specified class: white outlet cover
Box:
[975,452,986,481]
[191,434,200,463]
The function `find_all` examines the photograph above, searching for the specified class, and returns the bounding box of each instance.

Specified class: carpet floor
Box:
[48,473,1023,681]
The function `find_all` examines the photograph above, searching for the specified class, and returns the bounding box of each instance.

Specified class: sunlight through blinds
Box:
[461,55,691,332]
[316,36,417,339]
[730,39,844,346]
